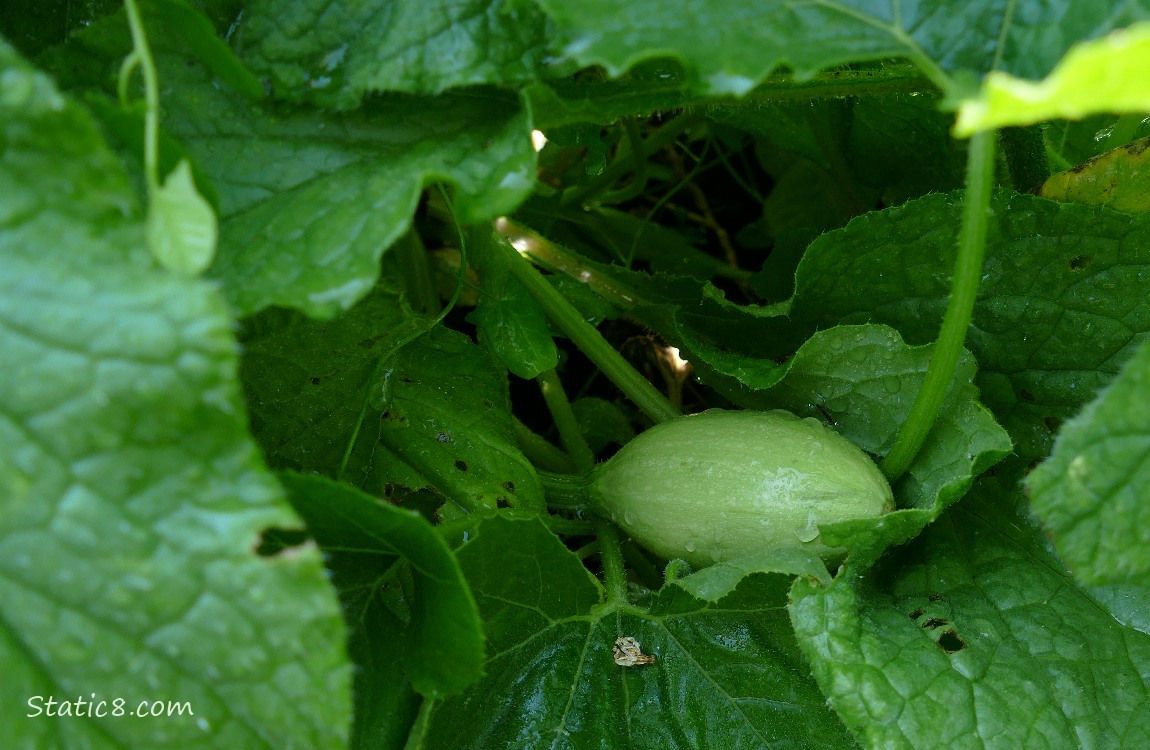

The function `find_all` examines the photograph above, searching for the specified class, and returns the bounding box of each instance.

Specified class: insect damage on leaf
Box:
[613,636,657,667]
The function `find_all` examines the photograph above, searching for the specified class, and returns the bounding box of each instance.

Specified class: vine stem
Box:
[122,0,161,193]
[495,231,681,424]
[497,218,646,307]
[880,129,996,481]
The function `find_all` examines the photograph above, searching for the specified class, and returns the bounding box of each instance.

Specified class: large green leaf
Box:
[238,284,415,485]
[279,473,484,699]
[240,0,550,107]
[527,59,936,132]
[783,190,1150,462]
[426,516,858,748]
[1027,337,1150,632]
[38,10,537,318]
[533,0,1150,95]
[240,291,545,513]
[791,477,1150,749]
[375,326,546,513]
[0,42,349,748]
[172,78,535,318]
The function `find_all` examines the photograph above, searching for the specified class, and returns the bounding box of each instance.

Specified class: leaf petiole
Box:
[495,229,681,424]
[594,518,628,605]
[537,368,596,473]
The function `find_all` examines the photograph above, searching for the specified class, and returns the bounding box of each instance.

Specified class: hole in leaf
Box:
[496,496,511,508]
[254,527,310,557]
[454,459,468,472]
[1043,416,1062,433]
[922,617,948,629]
[928,594,944,602]
[395,489,445,523]
[309,377,322,385]
[436,432,451,443]
[501,481,516,493]
[1019,389,1035,402]
[909,609,925,620]
[1068,255,1092,271]
[937,629,967,654]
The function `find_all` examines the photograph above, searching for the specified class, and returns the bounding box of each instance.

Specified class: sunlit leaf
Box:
[956,22,1150,135]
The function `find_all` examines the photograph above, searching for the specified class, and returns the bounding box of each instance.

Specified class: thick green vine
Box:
[881,129,997,480]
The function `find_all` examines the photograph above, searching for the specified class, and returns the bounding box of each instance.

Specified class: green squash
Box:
[590,409,894,567]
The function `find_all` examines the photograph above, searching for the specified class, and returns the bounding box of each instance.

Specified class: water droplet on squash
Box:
[796,526,820,543]
[796,511,820,542]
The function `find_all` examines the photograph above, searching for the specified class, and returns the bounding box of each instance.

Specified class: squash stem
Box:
[881,129,996,481]
[538,469,592,511]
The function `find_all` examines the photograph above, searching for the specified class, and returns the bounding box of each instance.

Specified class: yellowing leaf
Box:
[1041,136,1150,213]
[955,23,1150,136]
[147,159,218,275]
